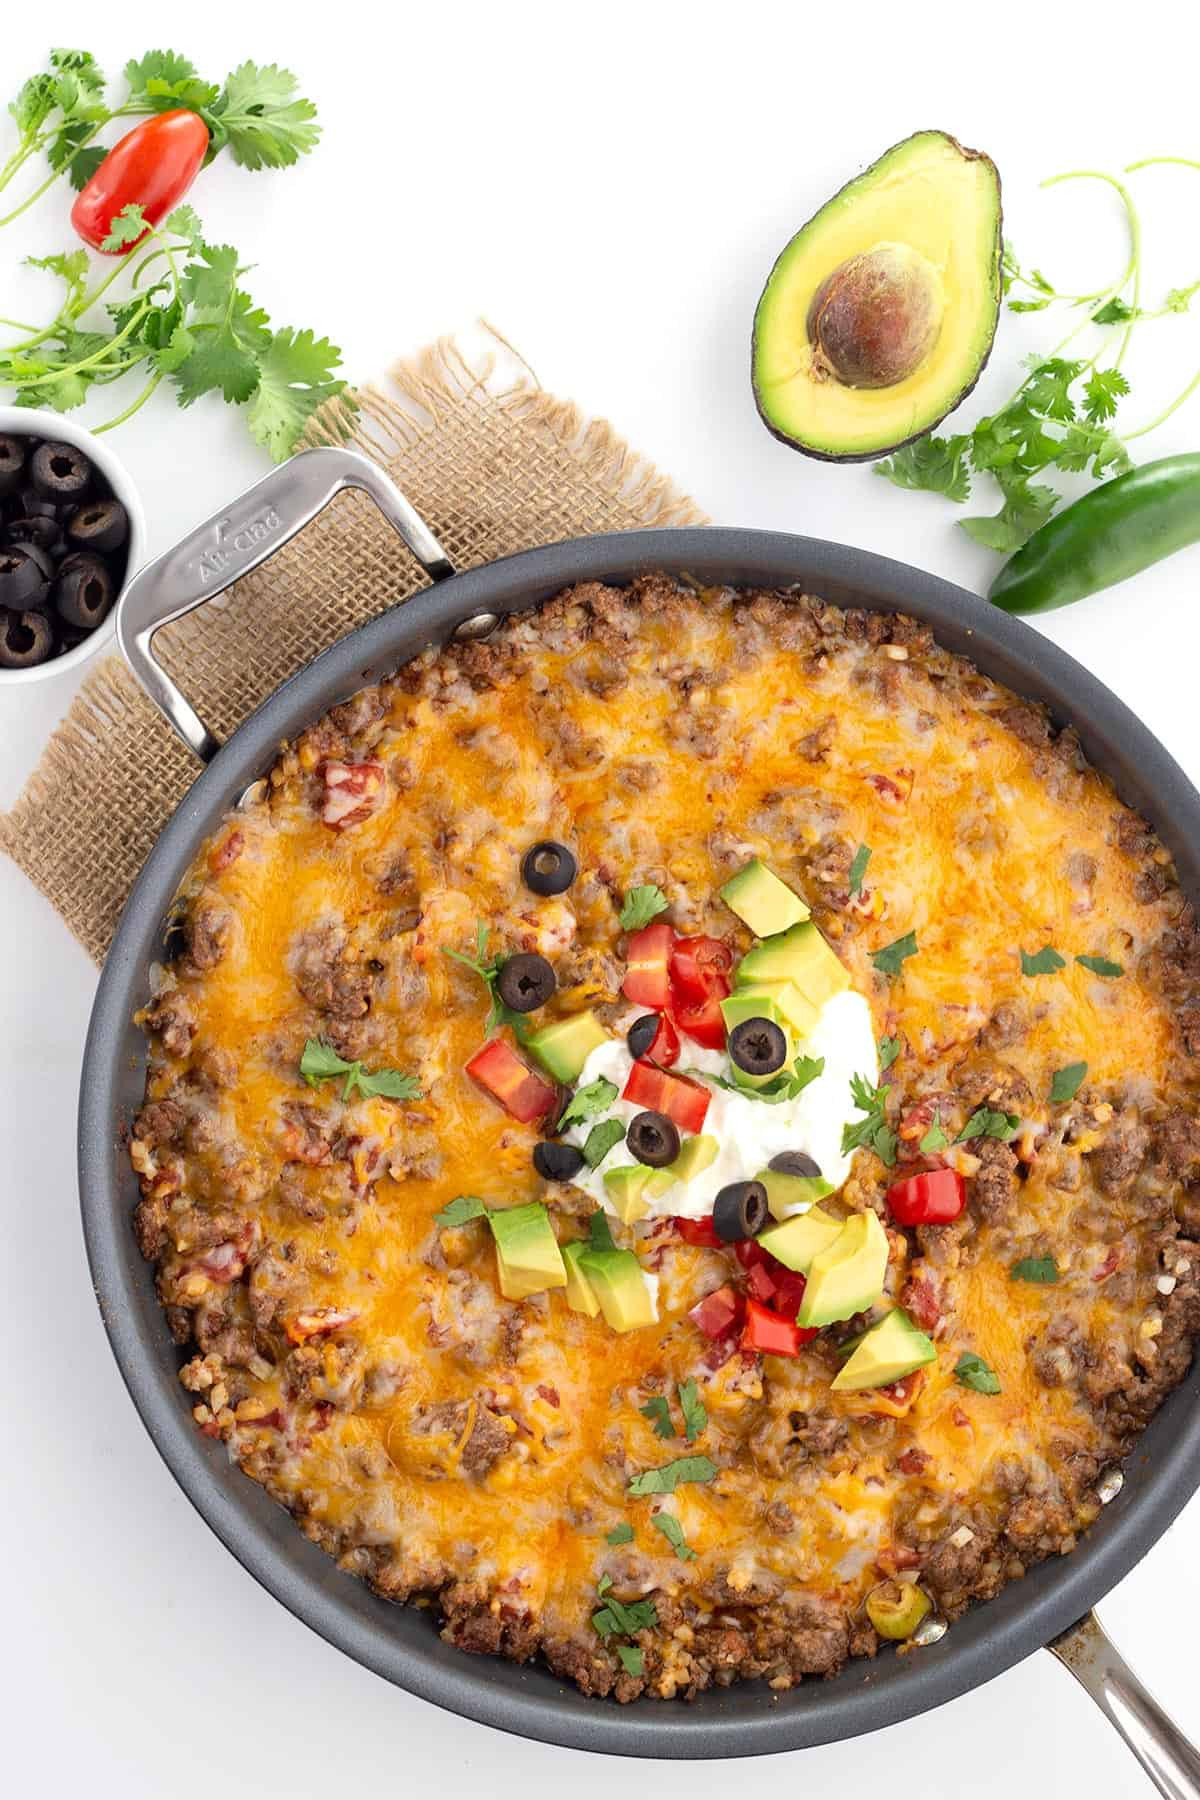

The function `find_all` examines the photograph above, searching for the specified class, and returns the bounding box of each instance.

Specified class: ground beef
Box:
[976,1003,1023,1053]
[181,901,230,974]
[969,1138,1020,1224]
[1089,1116,1149,1196]
[140,988,195,1058]
[413,1397,513,1477]
[292,921,375,1019]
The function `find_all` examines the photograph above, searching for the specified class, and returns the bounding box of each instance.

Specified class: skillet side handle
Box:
[1049,1612,1200,1800]
[115,447,456,763]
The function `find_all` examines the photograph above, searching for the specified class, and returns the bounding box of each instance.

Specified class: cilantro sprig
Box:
[1011,1255,1059,1284]
[841,1072,898,1166]
[628,1455,717,1497]
[871,931,918,979]
[955,1351,1002,1395]
[619,885,669,931]
[592,1574,657,1642]
[693,1052,825,1106]
[638,1381,707,1445]
[442,922,531,1040]
[651,1514,695,1561]
[558,1078,619,1132]
[300,1038,421,1103]
[956,1107,1019,1144]
[1021,944,1066,976]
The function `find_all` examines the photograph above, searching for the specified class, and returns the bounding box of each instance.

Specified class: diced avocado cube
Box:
[735,922,849,1009]
[797,1208,888,1328]
[757,1204,844,1270]
[489,1201,567,1301]
[658,1132,719,1188]
[603,1164,653,1224]
[759,1166,836,1221]
[720,858,810,938]
[831,1307,937,1392]
[744,979,821,1040]
[579,1247,658,1332]
[719,990,795,1090]
[562,1241,600,1317]
[526,1010,609,1083]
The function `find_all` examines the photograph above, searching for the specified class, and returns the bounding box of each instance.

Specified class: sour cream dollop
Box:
[565,990,879,1220]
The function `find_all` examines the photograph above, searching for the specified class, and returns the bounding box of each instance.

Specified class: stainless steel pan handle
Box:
[1050,1612,1200,1800]
[115,446,456,763]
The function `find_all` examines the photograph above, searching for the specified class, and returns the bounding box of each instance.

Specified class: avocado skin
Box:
[751,130,1003,463]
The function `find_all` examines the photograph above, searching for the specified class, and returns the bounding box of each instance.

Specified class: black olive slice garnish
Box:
[14,539,56,584]
[533,1140,586,1182]
[30,440,92,505]
[0,435,27,499]
[521,839,577,896]
[712,1179,770,1241]
[729,1017,788,1078]
[0,545,49,611]
[5,514,60,552]
[626,1013,660,1060]
[0,608,55,669]
[496,951,556,1012]
[14,488,58,521]
[768,1149,824,1180]
[627,1109,681,1168]
[54,553,114,630]
[67,496,128,554]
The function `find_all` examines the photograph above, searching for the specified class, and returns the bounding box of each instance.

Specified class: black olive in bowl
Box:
[55,552,115,630]
[67,496,128,555]
[0,435,26,499]
[0,608,55,670]
[0,545,49,611]
[31,440,93,505]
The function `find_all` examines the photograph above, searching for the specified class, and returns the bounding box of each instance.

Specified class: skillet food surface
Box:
[128,575,1200,1702]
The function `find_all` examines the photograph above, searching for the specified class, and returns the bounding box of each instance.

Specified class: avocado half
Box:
[752,131,1002,462]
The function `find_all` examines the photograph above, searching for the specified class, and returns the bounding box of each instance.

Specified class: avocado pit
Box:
[808,241,944,390]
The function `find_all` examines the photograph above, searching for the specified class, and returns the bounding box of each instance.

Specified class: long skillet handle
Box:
[115,447,456,763]
[1049,1612,1200,1800]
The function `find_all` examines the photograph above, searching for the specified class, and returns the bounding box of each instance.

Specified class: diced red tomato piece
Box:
[643,1012,681,1067]
[689,1284,744,1340]
[673,1215,722,1248]
[768,1268,815,1328]
[886,1168,966,1227]
[734,1237,769,1271]
[669,934,733,1002]
[673,986,729,1049]
[622,922,674,1009]
[742,1296,808,1357]
[746,1261,778,1303]
[621,1059,711,1132]
[466,1036,558,1122]
[321,759,386,829]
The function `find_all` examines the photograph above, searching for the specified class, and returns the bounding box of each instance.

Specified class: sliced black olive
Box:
[30,440,92,505]
[5,513,60,551]
[533,1140,586,1182]
[768,1149,824,1179]
[496,951,556,1012]
[627,1013,660,1059]
[54,553,114,630]
[627,1110,681,1168]
[67,496,128,555]
[0,435,26,500]
[712,1179,770,1242]
[15,488,59,521]
[0,545,49,611]
[729,1017,788,1078]
[521,839,577,896]
[0,608,55,670]
[13,539,56,584]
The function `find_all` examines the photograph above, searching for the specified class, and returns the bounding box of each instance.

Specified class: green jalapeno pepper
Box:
[989,453,1200,615]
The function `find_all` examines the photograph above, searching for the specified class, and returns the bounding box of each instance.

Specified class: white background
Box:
[2,2,1198,1793]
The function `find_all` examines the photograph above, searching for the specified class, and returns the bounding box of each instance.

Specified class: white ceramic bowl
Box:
[0,404,146,684]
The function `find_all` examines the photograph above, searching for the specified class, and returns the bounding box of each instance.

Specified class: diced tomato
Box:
[621,1059,711,1132]
[746,1260,777,1303]
[742,1296,808,1357]
[669,935,733,1002]
[900,1271,942,1334]
[886,1168,966,1227]
[673,1215,722,1248]
[322,759,386,829]
[673,987,728,1049]
[734,1237,769,1271]
[622,922,674,1009]
[768,1268,814,1327]
[643,1012,680,1067]
[466,1037,558,1122]
[689,1284,744,1340]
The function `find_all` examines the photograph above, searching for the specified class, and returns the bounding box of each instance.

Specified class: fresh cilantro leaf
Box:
[179,241,242,312]
[627,1455,717,1496]
[788,1054,826,1095]
[123,52,219,115]
[871,931,918,978]
[1011,1255,1059,1284]
[640,1396,674,1440]
[592,1576,658,1641]
[848,843,871,896]
[435,1194,488,1229]
[1050,1061,1088,1104]
[872,1125,899,1167]
[1007,297,1052,313]
[1083,367,1131,424]
[163,204,204,248]
[875,433,972,502]
[26,248,89,313]
[588,1210,617,1254]
[1166,281,1200,315]
[878,1035,902,1071]
[842,1073,897,1164]
[1092,298,1137,325]
[616,1644,644,1677]
[100,202,148,252]
[955,1351,1002,1394]
[583,1119,626,1168]
[957,1107,1019,1143]
[245,326,347,462]
[156,325,195,375]
[1076,954,1123,978]
[299,1037,421,1103]
[960,478,1058,553]
[441,923,531,1040]
[677,1379,706,1443]
[172,314,261,406]
[208,62,321,169]
[1021,944,1066,976]
[620,885,669,930]
[693,1052,824,1106]
[354,1066,422,1101]
[68,144,105,189]
[300,1038,354,1086]
[651,1513,695,1561]
[1023,357,1084,423]
[558,1078,618,1132]
[606,1522,634,1546]
[919,1111,948,1154]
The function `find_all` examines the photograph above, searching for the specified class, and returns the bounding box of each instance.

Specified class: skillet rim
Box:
[79,524,1200,1756]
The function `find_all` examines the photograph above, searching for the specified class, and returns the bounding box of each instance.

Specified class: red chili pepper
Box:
[621,1059,711,1132]
[673,1215,722,1248]
[71,110,211,253]
[689,1284,743,1340]
[622,922,675,1009]
[673,985,729,1049]
[742,1296,808,1357]
[466,1037,558,1122]
[886,1167,966,1227]
[643,1012,681,1067]
[669,934,733,1002]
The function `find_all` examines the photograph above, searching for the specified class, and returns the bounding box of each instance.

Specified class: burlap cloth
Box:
[0,329,706,962]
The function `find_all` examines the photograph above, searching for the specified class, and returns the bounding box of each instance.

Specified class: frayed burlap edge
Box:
[0,325,706,963]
